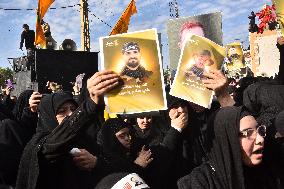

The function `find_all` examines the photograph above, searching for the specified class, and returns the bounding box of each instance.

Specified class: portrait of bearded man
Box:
[120,42,153,84]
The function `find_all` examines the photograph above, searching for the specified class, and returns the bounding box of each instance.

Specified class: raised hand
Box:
[87,70,120,104]
[134,145,153,168]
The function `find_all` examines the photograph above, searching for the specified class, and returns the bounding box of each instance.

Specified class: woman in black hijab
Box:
[100,118,153,176]
[178,106,284,189]
[0,91,35,187]
[12,90,33,121]
[16,92,103,189]
[0,118,31,187]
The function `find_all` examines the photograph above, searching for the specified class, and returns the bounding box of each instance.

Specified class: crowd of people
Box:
[0,34,284,189]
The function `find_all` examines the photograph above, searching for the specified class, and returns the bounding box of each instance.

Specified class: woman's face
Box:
[239,116,265,167]
[55,102,77,125]
[169,105,188,120]
[115,127,132,149]
[136,116,152,130]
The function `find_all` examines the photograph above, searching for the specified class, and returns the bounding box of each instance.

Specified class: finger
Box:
[94,77,120,91]
[30,99,41,104]
[214,70,224,77]
[93,81,120,96]
[89,71,117,81]
[146,158,154,164]
[177,112,186,118]
[93,74,119,86]
[201,79,215,85]
[203,84,216,90]
[32,91,41,95]
[144,151,152,159]
[31,95,42,100]
[141,145,146,152]
[73,156,87,161]
[203,71,217,79]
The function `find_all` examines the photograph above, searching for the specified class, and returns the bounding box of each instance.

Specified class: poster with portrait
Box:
[223,42,246,78]
[167,12,223,70]
[272,0,284,36]
[100,29,167,114]
[170,35,226,108]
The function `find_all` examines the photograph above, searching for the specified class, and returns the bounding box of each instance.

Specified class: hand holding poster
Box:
[170,35,226,108]
[100,29,167,114]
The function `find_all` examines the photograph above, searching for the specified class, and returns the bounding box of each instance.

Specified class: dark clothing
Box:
[277,43,284,84]
[100,118,142,175]
[100,118,183,188]
[20,30,35,50]
[12,90,33,121]
[121,65,153,81]
[144,127,183,188]
[132,123,165,147]
[16,93,102,189]
[178,106,284,189]
[243,83,284,128]
[0,119,32,186]
[2,95,15,112]
[0,103,14,121]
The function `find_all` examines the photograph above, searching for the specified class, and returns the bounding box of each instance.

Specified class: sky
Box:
[0,0,271,69]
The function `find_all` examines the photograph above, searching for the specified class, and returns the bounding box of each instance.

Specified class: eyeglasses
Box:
[239,125,266,140]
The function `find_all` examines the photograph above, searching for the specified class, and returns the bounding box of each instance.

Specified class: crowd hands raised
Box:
[1,45,284,189]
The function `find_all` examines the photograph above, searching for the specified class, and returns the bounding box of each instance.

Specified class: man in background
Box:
[20,24,35,70]
[20,24,35,51]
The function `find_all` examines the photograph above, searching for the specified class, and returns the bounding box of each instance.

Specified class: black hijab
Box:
[100,118,142,174]
[37,92,76,132]
[16,92,77,189]
[12,90,33,121]
[101,118,132,157]
[243,83,284,128]
[0,103,15,121]
[179,106,284,189]
[204,106,246,189]
[275,110,284,136]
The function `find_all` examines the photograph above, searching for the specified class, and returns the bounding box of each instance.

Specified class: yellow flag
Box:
[109,0,137,35]
[35,0,54,47]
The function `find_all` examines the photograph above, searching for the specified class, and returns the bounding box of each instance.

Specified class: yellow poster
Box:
[273,0,284,35]
[170,35,226,108]
[224,42,245,78]
[100,29,167,114]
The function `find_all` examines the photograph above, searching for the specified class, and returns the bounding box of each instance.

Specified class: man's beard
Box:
[127,59,139,68]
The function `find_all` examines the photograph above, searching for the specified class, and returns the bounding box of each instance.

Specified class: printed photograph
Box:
[167,12,223,69]
[100,29,167,114]
[170,35,226,108]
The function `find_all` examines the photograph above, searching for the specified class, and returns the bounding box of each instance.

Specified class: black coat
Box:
[16,93,103,189]
[20,30,35,49]
[0,119,30,186]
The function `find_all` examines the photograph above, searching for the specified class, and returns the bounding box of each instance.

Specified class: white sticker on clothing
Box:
[111,173,150,189]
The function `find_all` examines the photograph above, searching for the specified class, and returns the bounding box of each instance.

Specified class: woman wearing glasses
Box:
[177,106,284,189]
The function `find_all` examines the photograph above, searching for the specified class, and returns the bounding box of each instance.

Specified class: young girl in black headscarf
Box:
[100,118,153,175]
[16,92,103,189]
[178,106,284,189]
